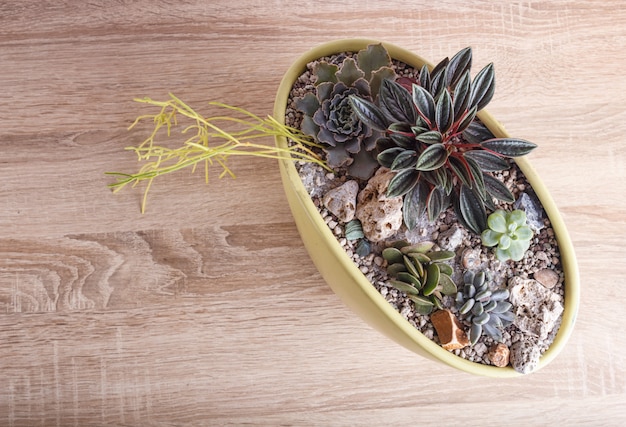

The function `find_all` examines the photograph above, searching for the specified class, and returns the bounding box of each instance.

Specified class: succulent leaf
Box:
[384,242,457,313]
[336,58,365,87]
[456,270,515,345]
[314,62,339,85]
[481,209,533,262]
[357,43,392,81]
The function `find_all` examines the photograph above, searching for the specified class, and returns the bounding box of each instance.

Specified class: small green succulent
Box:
[348,46,537,233]
[295,43,396,179]
[455,270,515,345]
[382,241,457,314]
[481,209,533,262]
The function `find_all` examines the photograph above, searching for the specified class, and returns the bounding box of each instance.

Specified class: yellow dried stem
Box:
[107,93,329,213]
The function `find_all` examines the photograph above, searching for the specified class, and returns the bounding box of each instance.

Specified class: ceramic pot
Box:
[273,38,579,377]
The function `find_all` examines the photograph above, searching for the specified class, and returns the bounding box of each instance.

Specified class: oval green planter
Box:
[273,38,579,377]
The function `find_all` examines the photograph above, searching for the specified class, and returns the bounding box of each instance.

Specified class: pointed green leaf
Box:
[453,71,471,119]
[483,173,514,203]
[463,121,495,143]
[469,63,495,111]
[390,149,418,170]
[455,105,477,134]
[379,79,418,124]
[377,147,405,168]
[427,186,446,222]
[387,168,419,197]
[415,130,442,144]
[348,95,388,132]
[403,180,428,230]
[446,47,472,89]
[435,90,454,133]
[419,64,431,92]
[426,250,455,261]
[464,150,510,171]
[415,143,448,171]
[389,132,415,149]
[447,156,471,188]
[481,138,538,157]
[466,156,486,199]
[412,84,436,125]
[459,185,487,234]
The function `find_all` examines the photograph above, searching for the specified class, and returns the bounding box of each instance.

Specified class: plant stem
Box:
[106,93,329,213]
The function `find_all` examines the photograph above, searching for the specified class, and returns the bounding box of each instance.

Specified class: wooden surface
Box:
[1,1,625,425]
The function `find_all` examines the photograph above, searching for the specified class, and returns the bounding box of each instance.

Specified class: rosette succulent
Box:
[348,47,538,233]
[382,240,457,315]
[295,43,396,179]
[455,270,515,345]
[481,209,533,262]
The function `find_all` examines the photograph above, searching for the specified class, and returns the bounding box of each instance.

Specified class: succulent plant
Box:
[481,209,533,262]
[295,43,396,179]
[345,219,371,257]
[348,47,538,233]
[382,241,457,314]
[455,270,515,345]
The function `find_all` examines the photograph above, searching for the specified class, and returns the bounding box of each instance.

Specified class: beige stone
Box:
[431,309,470,351]
[322,180,359,222]
[534,268,559,289]
[355,168,403,242]
[488,343,510,368]
[508,276,564,340]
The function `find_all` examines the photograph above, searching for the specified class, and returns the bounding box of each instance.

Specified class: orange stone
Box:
[488,343,511,368]
[431,309,470,351]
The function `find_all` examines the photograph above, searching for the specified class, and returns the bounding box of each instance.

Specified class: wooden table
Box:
[2,1,625,425]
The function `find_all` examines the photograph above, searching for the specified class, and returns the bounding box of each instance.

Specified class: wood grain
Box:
[1,0,626,425]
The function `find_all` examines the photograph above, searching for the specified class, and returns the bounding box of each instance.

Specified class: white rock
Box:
[355,168,403,242]
[437,223,466,251]
[508,276,564,340]
[322,180,359,222]
[510,338,541,374]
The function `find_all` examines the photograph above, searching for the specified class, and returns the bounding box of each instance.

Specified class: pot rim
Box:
[273,38,579,377]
